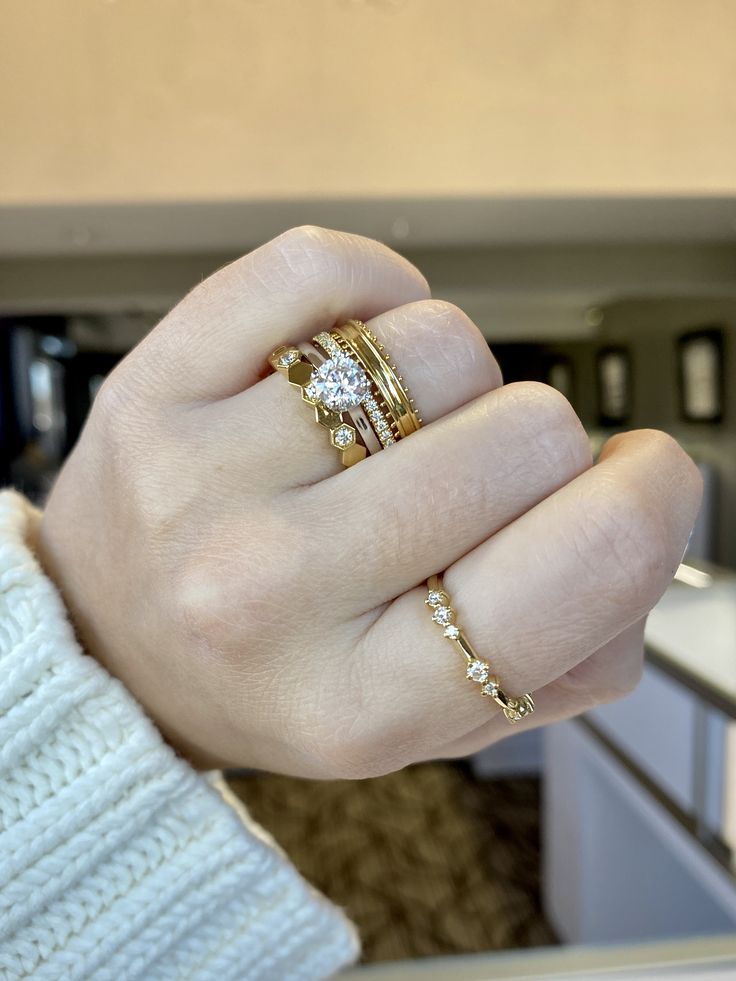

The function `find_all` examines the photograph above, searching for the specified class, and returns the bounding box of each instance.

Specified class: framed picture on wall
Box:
[546,356,575,403]
[677,326,724,424]
[596,346,632,426]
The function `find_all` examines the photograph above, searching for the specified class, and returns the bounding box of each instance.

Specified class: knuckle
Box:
[575,480,669,614]
[245,223,360,300]
[418,298,476,333]
[175,554,256,658]
[194,225,344,305]
[503,381,592,476]
[506,380,579,431]
[278,224,335,249]
[406,298,492,368]
[174,525,305,658]
[273,224,344,276]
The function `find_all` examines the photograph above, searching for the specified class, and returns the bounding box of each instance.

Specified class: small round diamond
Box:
[467,660,489,683]
[432,606,454,626]
[426,589,447,608]
[444,624,460,639]
[331,423,356,448]
[277,348,300,367]
[312,355,370,411]
[304,381,319,402]
[482,680,499,697]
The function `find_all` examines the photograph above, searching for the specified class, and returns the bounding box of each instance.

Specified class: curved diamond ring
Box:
[425,574,535,724]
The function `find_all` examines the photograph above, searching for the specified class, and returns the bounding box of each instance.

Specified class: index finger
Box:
[128,225,430,402]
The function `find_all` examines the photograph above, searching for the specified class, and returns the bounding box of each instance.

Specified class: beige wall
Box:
[1,0,735,206]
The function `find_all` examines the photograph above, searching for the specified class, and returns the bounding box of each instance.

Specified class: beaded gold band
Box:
[425,575,535,724]
[335,319,422,438]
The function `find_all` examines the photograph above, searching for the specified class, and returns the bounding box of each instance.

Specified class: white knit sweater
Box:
[0,490,359,980]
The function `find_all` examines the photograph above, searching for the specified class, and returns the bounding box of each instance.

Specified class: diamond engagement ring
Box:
[327,320,421,442]
[425,574,535,724]
[268,344,367,466]
[268,320,422,466]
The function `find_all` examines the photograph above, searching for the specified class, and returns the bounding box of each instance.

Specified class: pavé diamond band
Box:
[331,320,421,440]
[312,330,397,448]
[425,574,535,724]
[269,320,421,467]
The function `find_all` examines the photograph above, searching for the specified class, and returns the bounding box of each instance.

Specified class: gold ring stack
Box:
[328,320,422,440]
[299,340,383,456]
[269,319,421,466]
[425,574,535,724]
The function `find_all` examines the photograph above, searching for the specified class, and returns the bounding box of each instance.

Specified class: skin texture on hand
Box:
[37,226,703,776]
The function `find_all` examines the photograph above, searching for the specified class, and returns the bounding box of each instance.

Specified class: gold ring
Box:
[425,574,535,724]
[268,345,368,467]
[313,329,398,448]
[299,341,383,456]
[269,321,421,467]
[330,320,422,439]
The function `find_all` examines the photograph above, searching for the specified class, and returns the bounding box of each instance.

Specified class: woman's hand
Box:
[37,226,702,775]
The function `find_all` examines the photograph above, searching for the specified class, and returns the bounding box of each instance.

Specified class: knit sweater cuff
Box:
[0,489,359,980]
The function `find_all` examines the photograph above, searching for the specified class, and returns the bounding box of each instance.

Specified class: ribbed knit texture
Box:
[0,490,360,980]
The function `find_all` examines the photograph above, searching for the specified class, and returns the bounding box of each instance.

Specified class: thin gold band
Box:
[425,574,535,724]
[335,320,421,438]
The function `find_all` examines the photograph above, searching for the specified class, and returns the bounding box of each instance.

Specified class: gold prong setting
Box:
[269,344,367,467]
[330,423,356,449]
[269,319,421,467]
[425,576,535,724]
[314,330,398,448]
[310,354,371,412]
[275,347,301,368]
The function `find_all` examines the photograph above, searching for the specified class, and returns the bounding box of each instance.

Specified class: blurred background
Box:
[1,1,735,977]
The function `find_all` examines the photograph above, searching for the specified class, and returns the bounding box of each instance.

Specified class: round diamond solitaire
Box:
[432,606,454,626]
[467,660,489,683]
[311,355,370,412]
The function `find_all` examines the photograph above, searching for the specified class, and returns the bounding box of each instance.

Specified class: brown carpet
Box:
[227,762,556,963]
